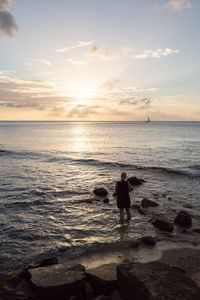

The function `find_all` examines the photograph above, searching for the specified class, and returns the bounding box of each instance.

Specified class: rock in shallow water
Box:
[141,198,159,208]
[127,176,145,186]
[93,188,108,197]
[117,262,200,300]
[174,211,192,227]
[152,215,174,232]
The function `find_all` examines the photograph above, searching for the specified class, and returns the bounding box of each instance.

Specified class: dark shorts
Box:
[117,197,130,209]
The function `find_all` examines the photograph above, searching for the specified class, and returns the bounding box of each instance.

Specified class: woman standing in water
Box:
[116,172,133,222]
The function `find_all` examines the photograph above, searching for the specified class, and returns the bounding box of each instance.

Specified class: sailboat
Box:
[145,116,150,122]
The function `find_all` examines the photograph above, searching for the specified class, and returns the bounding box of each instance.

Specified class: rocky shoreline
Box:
[1,177,200,299]
[1,238,200,299]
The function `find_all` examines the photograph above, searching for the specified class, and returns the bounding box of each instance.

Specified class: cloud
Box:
[119,97,152,110]
[0,73,73,111]
[65,58,86,66]
[33,59,52,66]
[135,48,179,59]
[55,40,94,53]
[0,0,18,37]
[155,0,192,12]
[66,104,101,118]
[99,79,120,91]
[86,45,120,61]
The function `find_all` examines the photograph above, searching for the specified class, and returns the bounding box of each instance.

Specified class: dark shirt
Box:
[116,180,130,208]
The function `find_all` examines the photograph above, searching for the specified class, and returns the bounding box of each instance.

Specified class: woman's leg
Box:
[119,208,124,222]
[125,208,131,220]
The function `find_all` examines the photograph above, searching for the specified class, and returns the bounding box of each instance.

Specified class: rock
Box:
[117,261,200,300]
[193,228,200,233]
[141,198,159,208]
[28,263,85,300]
[183,204,193,209]
[130,240,141,248]
[85,281,94,300]
[30,252,58,269]
[109,290,122,300]
[141,236,157,246]
[0,274,34,300]
[174,211,192,227]
[131,204,140,209]
[103,198,109,203]
[93,188,108,197]
[152,215,174,232]
[168,197,172,201]
[138,207,146,215]
[94,295,108,300]
[112,192,117,197]
[86,263,118,296]
[127,176,145,186]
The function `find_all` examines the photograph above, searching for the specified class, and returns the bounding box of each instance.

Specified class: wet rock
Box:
[130,240,141,248]
[103,198,109,204]
[109,290,122,299]
[183,204,193,209]
[86,263,118,297]
[93,188,108,197]
[30,253,58,269]
[85,281,94,300]
[131,204,140,209]
[174,211,192,228]
[152,215,174,232]
[117,261,200,300]
[127,176,145,186]
[28,263,85,300]
[138,207,146,215]
[141,198,159,208]
[141,236,157,246]
[0,274,34,300]
[193,228,200,233]
[94,295,108,300]
[168,197,172,201]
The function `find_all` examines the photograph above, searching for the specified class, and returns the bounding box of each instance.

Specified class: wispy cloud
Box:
[99,79,120,91]
[55,40,94,53]
[119,97,152,110]
[135,48,179,59]
[65,58,86,65]
[0,0,18,37]
[155,0,192,12]
[87,45,120,61]
[33,59,52,66]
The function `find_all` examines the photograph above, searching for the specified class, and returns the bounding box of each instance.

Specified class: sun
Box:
[68,88,97,100]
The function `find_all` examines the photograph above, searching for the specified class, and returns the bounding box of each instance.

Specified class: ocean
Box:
[0,121,200,272]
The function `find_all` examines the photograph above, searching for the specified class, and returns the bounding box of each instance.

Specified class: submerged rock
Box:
[103,198,109,203]
[86,263,118,296]
[127,176,145,186]
[30,253,58,269]
[28,263,85,300]
[93,188,108,197]
[117,262,200,300]
[174,211,192,227]
[152,215,174,232]
[141,198,159,208]
[141,236,157,246]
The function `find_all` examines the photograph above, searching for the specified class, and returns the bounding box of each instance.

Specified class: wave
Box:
[137,166,200,178]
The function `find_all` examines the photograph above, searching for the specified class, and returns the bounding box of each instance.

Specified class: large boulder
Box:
[152,215,174,232]
[86,263,118,296]
[28,263,85,300]
[127,177,145,186]
[117,262,200,300]
[141,198,159,208]
[93,188,108,197]
[174,211,192,227]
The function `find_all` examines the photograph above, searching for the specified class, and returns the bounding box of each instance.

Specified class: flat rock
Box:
[28,263,85,300]
[30,252,58,269]
[117,261,200,300]
[141,198,159,208]
[93,188,108,197]
[174,211,192,227]
[152,215,174,232]
[86,263,118,296]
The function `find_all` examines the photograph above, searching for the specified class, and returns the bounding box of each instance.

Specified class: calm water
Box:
[0,121,200,272]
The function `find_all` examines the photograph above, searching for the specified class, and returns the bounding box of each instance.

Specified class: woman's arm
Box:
[128,181,133,192]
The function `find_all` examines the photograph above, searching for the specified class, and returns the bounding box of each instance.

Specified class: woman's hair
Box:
[121,172,127,180]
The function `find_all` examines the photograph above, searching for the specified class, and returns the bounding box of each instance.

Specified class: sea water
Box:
[0,121,200,271]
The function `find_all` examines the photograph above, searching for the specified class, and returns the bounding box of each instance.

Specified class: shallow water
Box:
[0,121,200,271]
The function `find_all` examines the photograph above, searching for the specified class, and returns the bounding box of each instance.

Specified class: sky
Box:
[0,0,199,121]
